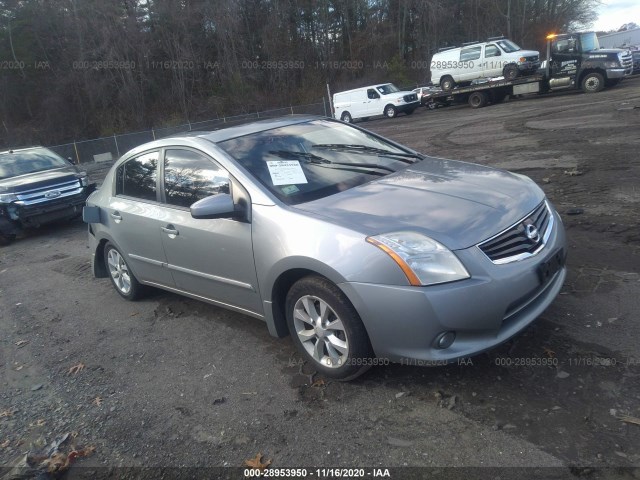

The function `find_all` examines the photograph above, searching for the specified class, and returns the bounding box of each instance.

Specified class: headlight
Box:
[366,231,470,286]
[0,193,18,203]
[77,174,89,187]
[605,61,620,68]
[395,98,405,103]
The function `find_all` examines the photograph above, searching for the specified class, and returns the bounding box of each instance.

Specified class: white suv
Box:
[431,38,540,91]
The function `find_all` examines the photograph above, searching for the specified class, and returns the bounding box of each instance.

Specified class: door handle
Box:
[161,225,179,236]
[110,211,122,221]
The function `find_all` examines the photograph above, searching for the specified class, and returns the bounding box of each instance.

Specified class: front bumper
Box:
[1,193,88,231]
[395,101,420,113]
[518,61,541,74]
[606,67,631,79]
[339,209,567,363]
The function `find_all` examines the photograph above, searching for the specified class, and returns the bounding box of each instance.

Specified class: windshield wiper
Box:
[312,144,423,163]
[268,150,396,173]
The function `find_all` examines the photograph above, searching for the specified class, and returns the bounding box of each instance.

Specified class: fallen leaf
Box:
[619,415,640,426]
[29,418,46,427]
[68,363,85,375]
[311,378,326,388]
[0,409,15,418]
[15,365,24,371]
[244,452,272,470]
[129,312,139,317]
[0,439,10,448]
[92,397,102,407]
[543,347,556,358]
[15,340,28,348]
[70,431,79,438]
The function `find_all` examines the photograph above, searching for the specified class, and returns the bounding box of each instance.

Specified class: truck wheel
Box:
[384,105,397,118]
[468,91,488,108]
[581,72,604,93]
[440,76,456,91]
[503,64,519,81]
[0,234,16,246]
[426,101,437,110]
[340,111,353,123]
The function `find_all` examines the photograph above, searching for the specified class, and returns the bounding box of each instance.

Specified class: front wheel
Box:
[581,72,604,93]
[503,64,519,81]
[104,242,145,300]
[286,276,373,380]
[384,105,397,118]
[340,111,352,123]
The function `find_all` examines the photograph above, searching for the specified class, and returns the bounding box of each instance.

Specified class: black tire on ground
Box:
[468,91,488,108]
[384,104,397,118]
[440,75,456,91]
[503,64,519,81]
[285,275,374,381]
[0,234,16,246]
[427,101,437,110]
[103,242,145,300]
[581,72,605,93]
[340,111,353,123]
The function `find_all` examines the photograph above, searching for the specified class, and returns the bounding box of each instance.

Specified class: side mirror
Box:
[190,194,237,219]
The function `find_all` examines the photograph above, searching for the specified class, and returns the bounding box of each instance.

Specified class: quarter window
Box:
[115,151,158,201]
[460,46,482,61]
[163,149,230,208]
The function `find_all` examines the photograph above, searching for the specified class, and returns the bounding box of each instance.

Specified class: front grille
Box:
[404,93,418,102]
[15,179,83,206]
[525,55,539,62]
[478,201,553,264]
[620,52,633,70]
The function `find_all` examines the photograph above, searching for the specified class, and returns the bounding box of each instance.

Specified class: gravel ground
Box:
[1,76,639,479]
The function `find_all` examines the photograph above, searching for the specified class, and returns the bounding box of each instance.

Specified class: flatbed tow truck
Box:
[423,31,633,109]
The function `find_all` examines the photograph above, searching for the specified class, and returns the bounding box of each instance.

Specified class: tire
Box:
[285,276,374,381]
[468,91,488,108]
[440,75,455,91]
[503,64,519,81]
[340,111,352,123]
[426,101,437,110]
[384,105,397,118]
[581,72,604,93]
[0,234,16,246]
[104,242,145,300]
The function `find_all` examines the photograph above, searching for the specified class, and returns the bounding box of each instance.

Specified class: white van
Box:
[333,83,419,122]
[431,37,540,91]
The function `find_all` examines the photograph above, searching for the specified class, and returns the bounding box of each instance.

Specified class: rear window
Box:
[0,148,69,180]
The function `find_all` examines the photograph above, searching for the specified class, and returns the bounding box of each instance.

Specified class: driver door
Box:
[157,147,263,315]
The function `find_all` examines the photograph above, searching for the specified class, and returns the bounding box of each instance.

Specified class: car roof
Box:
[189,115,323,143]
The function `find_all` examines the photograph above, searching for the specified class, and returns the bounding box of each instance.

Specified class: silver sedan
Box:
[84,116,567,380]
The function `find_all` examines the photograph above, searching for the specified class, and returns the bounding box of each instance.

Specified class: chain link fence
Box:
[48,100,328,165]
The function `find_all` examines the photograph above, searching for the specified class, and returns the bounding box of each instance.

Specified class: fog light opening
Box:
[435,331,456,349]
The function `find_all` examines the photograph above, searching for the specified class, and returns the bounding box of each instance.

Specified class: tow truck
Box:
[423,31,633,109]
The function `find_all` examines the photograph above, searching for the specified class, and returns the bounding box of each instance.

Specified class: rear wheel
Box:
[468,91,488,108]
[286,276,373,381]
[581,72,604,93]
[440,75,455,91]
[384,104,397,118]
[104,242,145,300]
[340,111,353,123]
[426,101,437,110]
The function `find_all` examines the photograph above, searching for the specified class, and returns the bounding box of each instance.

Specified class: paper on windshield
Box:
[267,160,308,186]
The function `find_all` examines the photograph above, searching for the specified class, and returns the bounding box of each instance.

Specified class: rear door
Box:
[106,150,174,286]
[157,148,263,315]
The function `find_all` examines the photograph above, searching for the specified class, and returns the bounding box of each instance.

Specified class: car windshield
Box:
[497,39,521,53]
[580,32,600,52]
[376,84,400,95]
[0,149,69,180]
[217,119,422,205]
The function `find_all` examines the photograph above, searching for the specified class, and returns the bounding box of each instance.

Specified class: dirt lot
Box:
[1,77,639,479]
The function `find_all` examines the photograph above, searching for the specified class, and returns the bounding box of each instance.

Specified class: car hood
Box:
[293,157,544,250]
[520,50,540,57]
[0,166,80,193]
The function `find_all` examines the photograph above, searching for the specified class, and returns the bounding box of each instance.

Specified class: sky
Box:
[592,0,639,32]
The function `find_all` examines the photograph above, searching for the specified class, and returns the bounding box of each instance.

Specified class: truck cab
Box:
[544,32,633,93]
